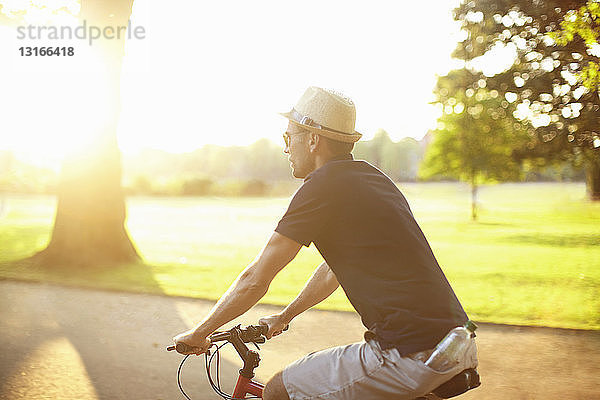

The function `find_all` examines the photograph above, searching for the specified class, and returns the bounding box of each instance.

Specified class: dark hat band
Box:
[290,109,352,135]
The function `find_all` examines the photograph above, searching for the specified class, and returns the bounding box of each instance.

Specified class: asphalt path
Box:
[1,280,598,399]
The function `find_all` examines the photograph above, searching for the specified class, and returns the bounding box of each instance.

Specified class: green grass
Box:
[0,182,599,330]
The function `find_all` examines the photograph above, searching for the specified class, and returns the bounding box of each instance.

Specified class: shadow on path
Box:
[0,277,240,400]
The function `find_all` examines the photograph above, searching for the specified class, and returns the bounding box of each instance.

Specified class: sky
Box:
[0,0,465,167]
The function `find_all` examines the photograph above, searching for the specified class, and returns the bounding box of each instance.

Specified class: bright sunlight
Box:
[1,0,472,169]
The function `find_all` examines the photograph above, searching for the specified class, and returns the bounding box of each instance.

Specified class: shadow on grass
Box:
[0,259,164,295]
[501,233,600,247]
[475,222,516,227]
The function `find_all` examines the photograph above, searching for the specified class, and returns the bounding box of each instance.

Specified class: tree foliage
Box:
[451,0,600,199]
[121,132,426,194]
[551,0,600,90]
[354,130,423,181]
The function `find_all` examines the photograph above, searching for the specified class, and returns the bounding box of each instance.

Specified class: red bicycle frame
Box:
[232,374,264,398]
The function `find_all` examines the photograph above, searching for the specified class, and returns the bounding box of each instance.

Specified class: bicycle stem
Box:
[228,328,261,379]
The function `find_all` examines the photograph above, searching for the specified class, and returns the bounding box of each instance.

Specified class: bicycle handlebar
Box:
[167,324,286,354]
[209,324,268,343]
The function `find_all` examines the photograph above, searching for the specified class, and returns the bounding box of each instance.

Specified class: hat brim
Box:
[279,111,362,143]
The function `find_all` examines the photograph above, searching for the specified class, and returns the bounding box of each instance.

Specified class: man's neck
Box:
[313,153,353,171]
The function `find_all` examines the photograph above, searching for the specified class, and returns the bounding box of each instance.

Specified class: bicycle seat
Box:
[415,368,481,399]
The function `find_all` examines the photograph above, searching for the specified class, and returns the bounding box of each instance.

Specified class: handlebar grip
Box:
[167,342,199,354]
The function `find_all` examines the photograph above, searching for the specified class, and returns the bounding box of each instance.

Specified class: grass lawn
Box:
[0,182,598,330]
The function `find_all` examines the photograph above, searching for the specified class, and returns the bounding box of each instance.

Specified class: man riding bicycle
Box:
[173,86,478,399]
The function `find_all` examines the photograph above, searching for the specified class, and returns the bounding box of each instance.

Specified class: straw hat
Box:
[279,86,362,143]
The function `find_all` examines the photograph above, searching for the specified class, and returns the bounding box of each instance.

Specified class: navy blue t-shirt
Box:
[275,155,468,356]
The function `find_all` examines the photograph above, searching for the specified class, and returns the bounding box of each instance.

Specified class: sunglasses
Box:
[282,130,308,148]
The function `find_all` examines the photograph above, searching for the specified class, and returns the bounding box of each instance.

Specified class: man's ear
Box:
[308,132,320,153]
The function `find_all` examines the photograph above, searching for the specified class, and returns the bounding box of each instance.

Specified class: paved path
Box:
[1,280,599,399]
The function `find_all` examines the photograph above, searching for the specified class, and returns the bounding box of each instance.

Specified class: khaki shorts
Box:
[282,338,478,400]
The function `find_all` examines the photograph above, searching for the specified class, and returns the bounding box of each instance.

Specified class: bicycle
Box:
[167,324,480,400]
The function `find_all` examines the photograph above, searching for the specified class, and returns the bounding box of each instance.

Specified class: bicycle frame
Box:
[232,375,263,398]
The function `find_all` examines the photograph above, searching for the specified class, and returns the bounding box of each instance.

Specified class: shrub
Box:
[182,177,214,196]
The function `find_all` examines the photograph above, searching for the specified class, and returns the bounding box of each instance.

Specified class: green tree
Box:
[421,70,528,220]
[551,0,600,90]
[452,0,600,199]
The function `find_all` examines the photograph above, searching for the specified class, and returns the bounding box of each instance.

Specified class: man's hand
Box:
[259,313,290,339]
[172,329,211,355]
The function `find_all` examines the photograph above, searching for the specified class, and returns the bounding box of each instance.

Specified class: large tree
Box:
[1,0,140,265]
[452,0,600,199]
[44,0,139,266]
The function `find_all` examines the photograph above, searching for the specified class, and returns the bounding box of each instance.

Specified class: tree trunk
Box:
[471,182,478,221]
[586,156,600,201]
[35,0,139,266]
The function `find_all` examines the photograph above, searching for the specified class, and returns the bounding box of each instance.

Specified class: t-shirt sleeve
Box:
[275,176,331,247]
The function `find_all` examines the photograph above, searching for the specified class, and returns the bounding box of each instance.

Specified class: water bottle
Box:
[425,321,477,371]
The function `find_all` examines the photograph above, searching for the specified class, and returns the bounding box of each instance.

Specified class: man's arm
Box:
[173,232,302,353]
[259,261,339,338]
